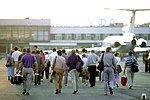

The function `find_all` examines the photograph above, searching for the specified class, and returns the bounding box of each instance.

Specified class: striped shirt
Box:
[125,56,137,68]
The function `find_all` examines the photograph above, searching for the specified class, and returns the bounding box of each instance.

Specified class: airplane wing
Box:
[104,8,150,11]
[115,9,150,11]
[134,47,150,53]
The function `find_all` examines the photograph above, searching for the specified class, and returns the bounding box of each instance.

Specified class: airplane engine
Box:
[114,42,121,47]
[131,38,136,45]
[137,38,147,47]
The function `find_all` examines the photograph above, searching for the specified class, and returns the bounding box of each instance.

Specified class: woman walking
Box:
[114,52,122,88]
[67,50,83,94]
[6,50,15,80]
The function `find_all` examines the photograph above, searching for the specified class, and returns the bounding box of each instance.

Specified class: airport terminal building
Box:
[0,19,150,53]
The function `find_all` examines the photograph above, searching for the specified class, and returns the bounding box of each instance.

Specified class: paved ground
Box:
[0,58,150,100]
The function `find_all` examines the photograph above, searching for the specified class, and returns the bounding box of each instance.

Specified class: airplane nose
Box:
[131,39,136,45]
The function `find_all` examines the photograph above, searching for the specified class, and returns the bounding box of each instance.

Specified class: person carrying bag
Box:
[51,50,66,94]
[131,61,139,72]
[97,53,104,71]
[123,51,137,89]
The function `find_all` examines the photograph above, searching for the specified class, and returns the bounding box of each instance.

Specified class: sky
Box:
[0,0,150,26]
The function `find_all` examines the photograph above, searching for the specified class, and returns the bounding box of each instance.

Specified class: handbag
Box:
[116,65,122,74]
[51,70,56,77]
[131,62,139,72]
[76,56,83,73]
[11,74,23,84]
[76,62,82,72]
[5,57,12,67]
[97,54,104,71]
[5,61,11,67]
[121,75,127,86]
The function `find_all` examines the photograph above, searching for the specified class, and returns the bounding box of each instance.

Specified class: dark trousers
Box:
[45,67,50,79]
[88,65,96,86]
[148,65,150,73]
[145,61,148,72]
[40,70,44,79]
[34,71,41,85]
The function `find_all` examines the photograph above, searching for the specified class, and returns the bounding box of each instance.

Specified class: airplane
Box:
[44,9,150,57]
[93,8,150,55]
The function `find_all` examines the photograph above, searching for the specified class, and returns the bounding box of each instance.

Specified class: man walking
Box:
[99,47,117,95]
[67,50,83,94]
[87,50,98,87]
[17,48,38,95]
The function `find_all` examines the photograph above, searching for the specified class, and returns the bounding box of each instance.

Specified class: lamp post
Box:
[10,26,13,50]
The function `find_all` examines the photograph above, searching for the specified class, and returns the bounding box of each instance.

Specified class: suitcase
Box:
[11,75,23,84]
[121,75,127,86]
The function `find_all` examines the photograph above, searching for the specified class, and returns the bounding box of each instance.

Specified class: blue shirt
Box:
[125,56,136,68]
[22,54,36,67]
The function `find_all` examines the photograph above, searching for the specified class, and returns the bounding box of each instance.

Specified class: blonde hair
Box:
[71,50,76,54]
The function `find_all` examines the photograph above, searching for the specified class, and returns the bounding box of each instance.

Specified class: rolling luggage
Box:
[121,75,127,86]
[11,74,23,84]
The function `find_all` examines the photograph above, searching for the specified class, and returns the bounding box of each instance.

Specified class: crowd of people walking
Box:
[5,45,141,96]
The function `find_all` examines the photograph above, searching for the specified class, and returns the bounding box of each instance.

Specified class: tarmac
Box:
[0,58,150,100]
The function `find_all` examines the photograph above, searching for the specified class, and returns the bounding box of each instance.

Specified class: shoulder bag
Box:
[97,54,104,71]
[76,55,83,73]
[5,57,12,67]
[131,61,139,72]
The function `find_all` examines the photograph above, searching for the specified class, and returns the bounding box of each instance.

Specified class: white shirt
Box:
[115,56,121,65]
[48,51,58,65]
[12,50,22,61]
[87,53,99,65]
[45,54,49,61]
[82,57,88,69]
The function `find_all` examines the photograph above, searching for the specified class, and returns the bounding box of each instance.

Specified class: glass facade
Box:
[50,33,113,41]
[0,25,50,52]
[0,26,50,42]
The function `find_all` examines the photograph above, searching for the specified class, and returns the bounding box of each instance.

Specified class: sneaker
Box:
[86,83,88,86]
[26,92,30,95]
[55,89,59,94]
[22,89,26,95]
[50,79,53,83]
[116,84,119,88]
[55,91,58,94]
[22,91,26,95]
[129,86,132,89]
[8,76,11,81]
[72,90,78,94]
[58,90,61,94]
[109,87,113,95]
[104,93,108,95]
